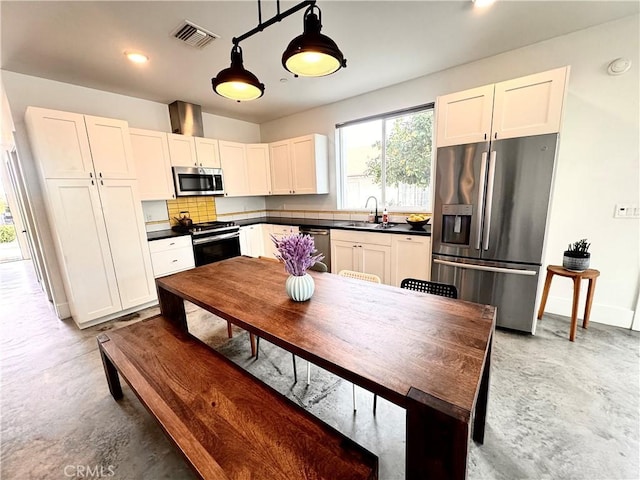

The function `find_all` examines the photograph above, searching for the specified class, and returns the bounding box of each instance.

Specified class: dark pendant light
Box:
[211,45,265,102]
[211,1,346,102]
[282,5,346,77]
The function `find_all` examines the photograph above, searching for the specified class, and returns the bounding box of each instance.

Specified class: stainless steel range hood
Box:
[168,100,204,137]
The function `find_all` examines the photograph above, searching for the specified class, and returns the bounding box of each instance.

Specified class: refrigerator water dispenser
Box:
[441,204,473,246]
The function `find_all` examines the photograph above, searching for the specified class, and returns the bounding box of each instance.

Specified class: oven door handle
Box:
[192,232,240,245]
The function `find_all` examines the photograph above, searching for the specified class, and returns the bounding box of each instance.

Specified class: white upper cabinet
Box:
[167,133,198,167]
[269,134,328,195]
[129,128,175,201]
[491,67,568,140]
[219,141,271,197]
[436,85,495,147]
[219,140,249,197]
[194,137,221,168]
[84,115,136,179]
[291,135,328,194]
[269,140,292,195]
[246,143,271,195]
[25,107,136,179]
[168,133,221,168]
[435,66,569,147]
[25,108,94,178]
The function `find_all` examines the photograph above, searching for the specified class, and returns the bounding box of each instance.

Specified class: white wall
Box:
[1,71,261,317]
[260,15,640,329]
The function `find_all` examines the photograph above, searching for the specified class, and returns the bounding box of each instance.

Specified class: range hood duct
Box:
[168,100,204,137]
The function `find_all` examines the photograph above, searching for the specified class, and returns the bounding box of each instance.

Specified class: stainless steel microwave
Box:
[172,167,224,196]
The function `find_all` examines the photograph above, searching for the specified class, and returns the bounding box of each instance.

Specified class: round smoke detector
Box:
[607,57,631,76]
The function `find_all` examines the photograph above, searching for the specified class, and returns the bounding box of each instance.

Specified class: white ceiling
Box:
[2,1,638,124]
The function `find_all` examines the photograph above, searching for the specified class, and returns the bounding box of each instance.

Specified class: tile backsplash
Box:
[143,198,430,231]
[167,197,217,225]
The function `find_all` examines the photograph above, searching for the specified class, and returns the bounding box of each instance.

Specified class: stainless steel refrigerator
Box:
[431,134,558,333]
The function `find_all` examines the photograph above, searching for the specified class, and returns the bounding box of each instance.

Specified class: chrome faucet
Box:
[365,196,379,223]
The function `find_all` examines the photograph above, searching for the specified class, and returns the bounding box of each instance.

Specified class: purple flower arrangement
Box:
[271,233,325,277]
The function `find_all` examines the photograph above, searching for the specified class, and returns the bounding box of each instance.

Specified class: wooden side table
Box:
[537,265,600,341]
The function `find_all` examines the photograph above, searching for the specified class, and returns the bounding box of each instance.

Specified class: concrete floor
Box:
[1,260,639,479]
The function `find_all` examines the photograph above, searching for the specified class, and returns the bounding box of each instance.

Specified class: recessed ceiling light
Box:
[472,0,495,7]
[125,51,149,64]
[607,57,631,76]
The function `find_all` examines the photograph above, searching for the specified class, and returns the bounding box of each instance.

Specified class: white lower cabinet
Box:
[148,236,195,277]
[45,178,156,323]
[46,179,123,321]
[330,230,392,285]
[390,235,431,286]
[239,224,265,258]
[262,224,300,259]
[99,180,156,309]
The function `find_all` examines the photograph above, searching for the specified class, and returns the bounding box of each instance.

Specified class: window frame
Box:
[336,102,435,212]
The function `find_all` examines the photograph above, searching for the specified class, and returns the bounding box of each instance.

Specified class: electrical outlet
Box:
[614,204,640,219]
[145,212,153,222]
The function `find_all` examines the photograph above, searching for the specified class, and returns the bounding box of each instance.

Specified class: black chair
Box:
[371,278,458,414]
[308,261,328,272]
[400,278,458,299]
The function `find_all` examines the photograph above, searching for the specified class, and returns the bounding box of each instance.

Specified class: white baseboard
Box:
[74,300,159,330]
[543,296,634,329]
[54,301,71,320]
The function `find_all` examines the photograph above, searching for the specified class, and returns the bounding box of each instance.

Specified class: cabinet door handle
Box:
[100,180,104,186]
[89,172,93,178]
[99,172,103,178]
[169,242,175,246]
[484,133,487,140]
[406,237,412,240]
[91,180,94,186]
[494,132,497,140]
[172,259,178,263]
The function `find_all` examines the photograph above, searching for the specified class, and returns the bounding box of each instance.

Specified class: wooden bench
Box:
[97,315,378,480]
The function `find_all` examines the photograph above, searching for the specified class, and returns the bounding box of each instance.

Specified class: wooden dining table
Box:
[156,256,496,480]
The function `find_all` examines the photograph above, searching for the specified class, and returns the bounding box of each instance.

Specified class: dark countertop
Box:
[147,229,191,241]
[235,216,431,236]
[147,216,431,241]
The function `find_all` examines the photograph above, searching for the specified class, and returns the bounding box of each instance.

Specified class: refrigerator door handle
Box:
[475,151,489,250]
[433,258,537,276]
[482,150,497,250]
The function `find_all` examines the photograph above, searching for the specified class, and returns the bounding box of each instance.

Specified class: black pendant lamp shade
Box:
[211,45,265,102]
[282,5,347,77]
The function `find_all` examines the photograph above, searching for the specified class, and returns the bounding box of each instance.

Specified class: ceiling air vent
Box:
[172,20,219,49]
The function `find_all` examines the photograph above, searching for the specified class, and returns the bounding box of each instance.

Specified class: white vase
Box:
[285,273,315,302]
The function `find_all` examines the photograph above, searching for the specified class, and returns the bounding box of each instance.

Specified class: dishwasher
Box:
[299,227,331,271]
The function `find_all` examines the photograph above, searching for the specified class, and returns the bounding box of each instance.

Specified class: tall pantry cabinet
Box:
[25,107,156,327]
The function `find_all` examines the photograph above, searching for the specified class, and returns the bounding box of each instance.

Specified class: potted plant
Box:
[272,233,325,302]
[563,239,591,272]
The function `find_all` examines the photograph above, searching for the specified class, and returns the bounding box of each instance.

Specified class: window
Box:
[337,105,434,212]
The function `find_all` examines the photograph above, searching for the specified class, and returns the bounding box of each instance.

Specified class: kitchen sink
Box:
[336,221,397,230]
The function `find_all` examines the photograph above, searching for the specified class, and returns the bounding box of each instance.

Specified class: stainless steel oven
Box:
[173,166,224,197]
[187,222,240,266]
